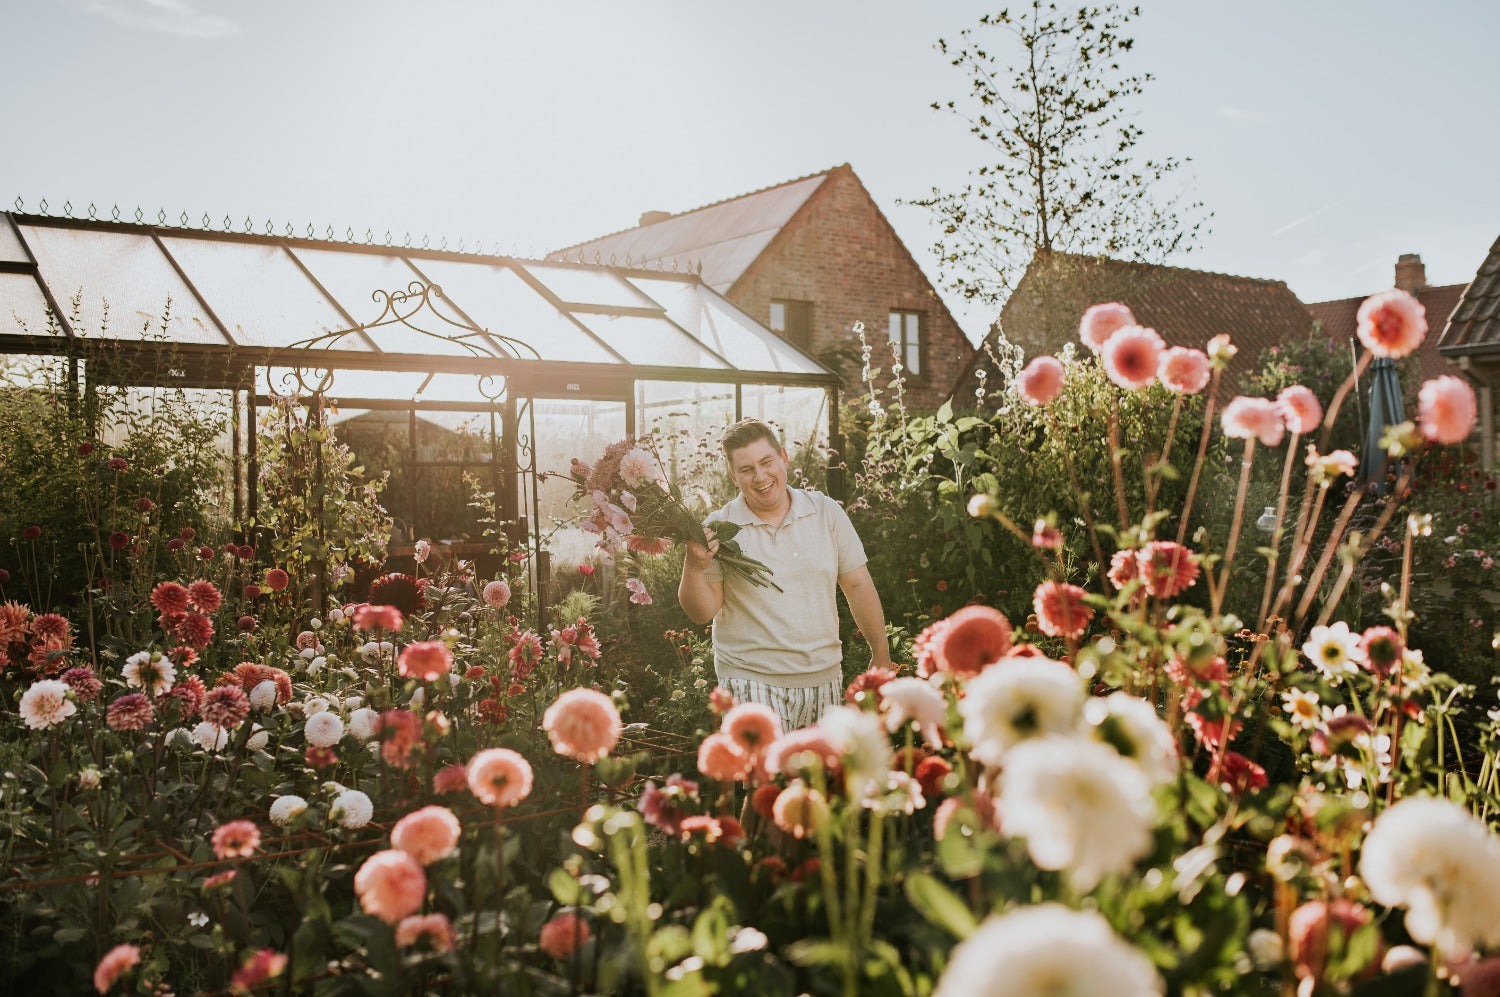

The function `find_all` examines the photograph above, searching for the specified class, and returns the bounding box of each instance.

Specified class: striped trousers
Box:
[718,674,843,733]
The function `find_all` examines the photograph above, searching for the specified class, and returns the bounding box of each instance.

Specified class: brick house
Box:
[1305,254,1466,383]
[1438,234,1500,467]
[952,252,1318,404]
[551,164,971,412]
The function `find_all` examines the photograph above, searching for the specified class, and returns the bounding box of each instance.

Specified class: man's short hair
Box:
[721,418,781,458]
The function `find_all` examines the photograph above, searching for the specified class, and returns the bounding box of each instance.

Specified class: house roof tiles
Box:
[549,168,839,293]
[954,253,1317,397]
[1439,233,1500,356]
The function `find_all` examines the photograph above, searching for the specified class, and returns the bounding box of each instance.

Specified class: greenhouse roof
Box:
[0,212,836,403]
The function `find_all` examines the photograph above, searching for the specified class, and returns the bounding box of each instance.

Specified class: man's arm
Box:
[838,564,892,668]
[678,528,724,626]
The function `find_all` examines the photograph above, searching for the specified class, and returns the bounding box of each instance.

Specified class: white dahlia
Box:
[959,656,1084,767]
[1359,795,1500,955]
[332,788,374,829]
[934,903,1163,997]
[269,795,308,826]
[999,736,1157,891]
[20,680,76,730]
[878,677,948,748]
[1083,692,1178,784]
[304,712,344,748]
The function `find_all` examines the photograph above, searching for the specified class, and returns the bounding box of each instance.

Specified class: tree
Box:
[913,2,1207,308]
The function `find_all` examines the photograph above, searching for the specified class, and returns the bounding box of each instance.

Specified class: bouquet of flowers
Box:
[571,437,781,591]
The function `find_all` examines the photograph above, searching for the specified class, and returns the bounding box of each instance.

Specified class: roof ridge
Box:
[551,164,845,257]
[1050,251,1292,288]
[1305,282,1469,308]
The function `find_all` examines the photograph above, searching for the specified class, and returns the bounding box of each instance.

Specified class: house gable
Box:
[727,165,972,411]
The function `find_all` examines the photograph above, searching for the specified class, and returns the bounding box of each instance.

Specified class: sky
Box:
[4,0,1499,345]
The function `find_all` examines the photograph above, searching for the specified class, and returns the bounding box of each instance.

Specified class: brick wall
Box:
[727,168,971,412]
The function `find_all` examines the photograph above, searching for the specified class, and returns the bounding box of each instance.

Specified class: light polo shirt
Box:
[703,486,867,689]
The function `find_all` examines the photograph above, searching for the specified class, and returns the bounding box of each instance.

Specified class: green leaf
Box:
[903,872,977,940]
[784,938,846,968]
[548,867,588,906]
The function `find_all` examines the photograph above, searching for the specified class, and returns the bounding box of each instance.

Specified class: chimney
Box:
[639,210,672,226]
[1395,253,1426,293]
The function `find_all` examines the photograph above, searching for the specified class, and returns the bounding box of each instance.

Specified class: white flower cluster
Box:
[957,658,1176,891]
[934,904,1163,996]
[269,795,307,826]
[330,788,373,829]
[304,712,344,748]
[1359,796,1500,956]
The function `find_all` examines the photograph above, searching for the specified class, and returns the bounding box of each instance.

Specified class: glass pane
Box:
[575,313,728,369]
[161,237,353,349]
[769,301,785,332]
[0,273,60,338]
[887,312,902,345]
[412,258,620,364]
[336,408,498,544]
[521,261,656,308]
[636,379,738,498]
[0,217,29,263]
[20,225,225,344]
[526,397,628,525]
[630,277,824,375]
[287,248,470,356]
[741,384,830,490]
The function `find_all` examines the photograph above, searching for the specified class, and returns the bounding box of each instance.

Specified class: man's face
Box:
[727,437,790,515]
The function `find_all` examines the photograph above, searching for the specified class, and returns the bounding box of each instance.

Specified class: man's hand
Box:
[679,526,724,625]
[684,526,720,571]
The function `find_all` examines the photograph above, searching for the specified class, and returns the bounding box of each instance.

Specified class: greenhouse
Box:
[0,211,842,604]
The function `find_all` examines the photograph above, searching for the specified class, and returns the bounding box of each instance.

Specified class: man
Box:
[678,418,891,732]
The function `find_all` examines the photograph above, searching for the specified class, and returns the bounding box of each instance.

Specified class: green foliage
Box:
[251,398,392,604]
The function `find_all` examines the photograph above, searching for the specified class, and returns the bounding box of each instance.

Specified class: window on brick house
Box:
[888,310,923,377]
[769,299,812,350]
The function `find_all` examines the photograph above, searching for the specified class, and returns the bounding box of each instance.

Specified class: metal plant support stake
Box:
[264,282,551,628]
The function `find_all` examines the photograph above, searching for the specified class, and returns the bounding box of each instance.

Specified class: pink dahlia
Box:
[697,732,751,782]
[176,612,215,649]
[1079,302,1136,351]
[396,912,455,951]
[467,747,534,809]
[354,849,427,925]
[1276,385,1323,435]
[264,568,289,591]
[1101,325,1165,390]
[542,688,622,764]
[61,666,102,702]
[398,640,453,682]
[722,702,781,755]
[1137,541,1201,598]
[845,665,896,705]
[390,805,462,866]
[1356,289,1427,359]
[93,943,140,994]
[1158,346,1211,394]
[1418,375,1477,445]
[538,911,592,960]
[149,582,190,616]
[1359,626,1404,677]
[764,728,841,777]
[353,604,404,632]
[639,775,699,836]
[1017,356,1065,406]
[482,579,511,608]
[1032,581,1093,638]
[230,950,287,991]
[202,685,250,730]
[914,605,1012,679]
[210,819,260,859]
[106,693,155,732]
[1107,548,1139,590]
[1221,396,1285,447]
[183,580,221,614]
